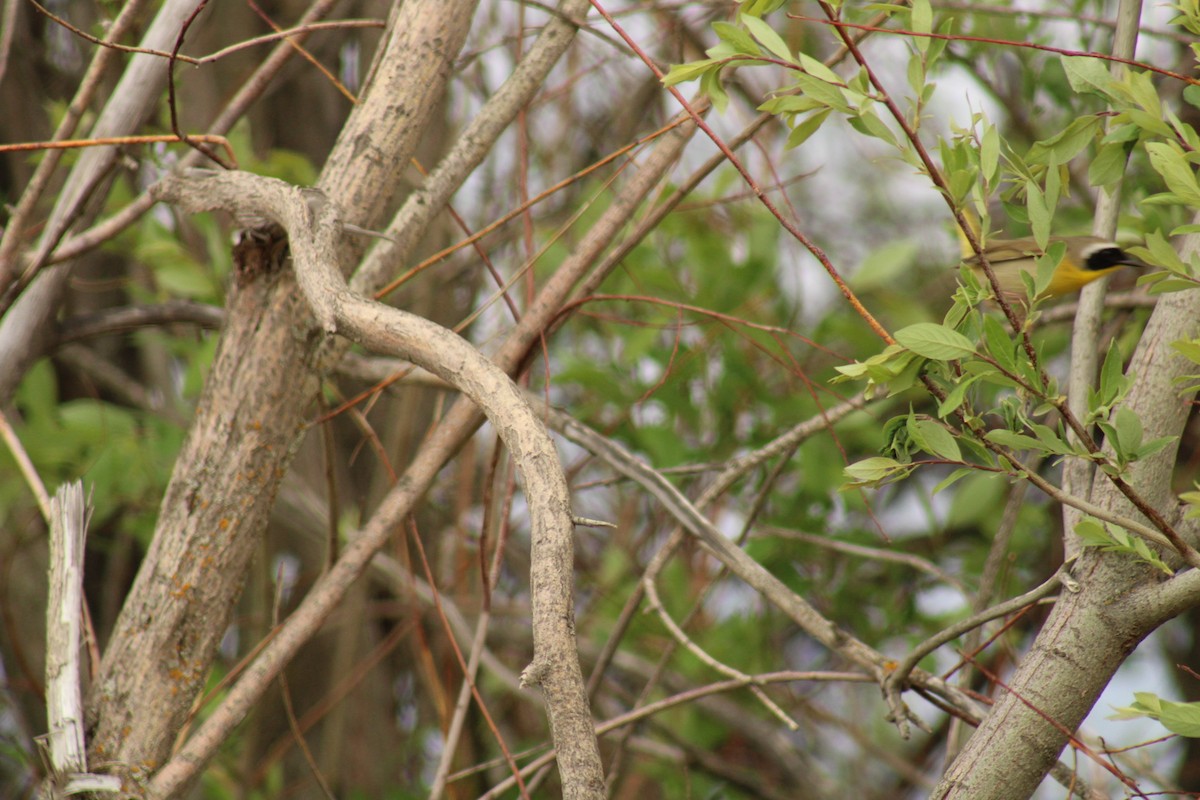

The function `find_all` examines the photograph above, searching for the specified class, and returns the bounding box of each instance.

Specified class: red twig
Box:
[588,0,895,346]
[791,14,1200,88]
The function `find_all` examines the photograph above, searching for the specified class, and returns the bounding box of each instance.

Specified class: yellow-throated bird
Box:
[964,236,1149,305]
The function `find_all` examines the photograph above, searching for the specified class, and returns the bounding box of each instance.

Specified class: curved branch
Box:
[149,169,604,799]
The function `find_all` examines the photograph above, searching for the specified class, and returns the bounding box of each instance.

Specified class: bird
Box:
[963,236,1149,305]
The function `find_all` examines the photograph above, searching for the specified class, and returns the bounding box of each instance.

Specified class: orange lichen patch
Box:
[218,518,230,530]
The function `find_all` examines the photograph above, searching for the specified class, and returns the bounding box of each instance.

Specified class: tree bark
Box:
[931,285,1200,799]
[85,0,481,782]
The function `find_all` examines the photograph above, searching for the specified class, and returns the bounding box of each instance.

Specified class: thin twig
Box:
[0,408,51,521]
[588,0,895,345]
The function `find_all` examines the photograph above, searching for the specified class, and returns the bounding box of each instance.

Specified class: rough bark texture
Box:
[85,0,481,782]
[145,168,605,799]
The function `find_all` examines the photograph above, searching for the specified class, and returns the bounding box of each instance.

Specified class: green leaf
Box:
[1159,700,1200,738]
[910,418,962,461]
[1074,516,1174,575]
[797,53,845,86]
[700,68,729,113]
[1061,55,1114,98]
[848,108,898,148]
[932,467,974,494]
[1026,182,1050,249]
[1185,84,1200,111]
[907,51,926,99]
[741,14,792,62]
[1123,68,1163,116]
[1028,423,1076,456]
[1097,340,1128,407]
[1074,517,1110,546]
[1143,229,1190,273]
[984,429,1043,451]
[662,59,718,86]
[1171,339,1200,366]
[1033,241,1067,297]
[980,313,1016,374]
[759,95,824,115]
[937,373,983,418]
[842,456,913,487]
[795,72,852,112]
[1146,142,1200,207]
[1183,486,1200,519]
[894,323,976,360]
[1089,141,1130,189]
[1112,406,1144,455]
[1028,117,1101,166]
[785,109,832,149]
[740,0,787,17]
[712,22,761,57]
[1133,435,1177,461]
[910,0,932,52]
[980,123,1000,185]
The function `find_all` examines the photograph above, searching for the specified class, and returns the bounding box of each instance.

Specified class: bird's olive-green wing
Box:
[963,239,1040,264]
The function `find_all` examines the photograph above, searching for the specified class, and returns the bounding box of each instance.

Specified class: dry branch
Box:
[149,168,605,799]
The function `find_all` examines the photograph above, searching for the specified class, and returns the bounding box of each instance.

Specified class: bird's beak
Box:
[1122,255,1152,270]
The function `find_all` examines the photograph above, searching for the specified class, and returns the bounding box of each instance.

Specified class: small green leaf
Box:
[741,14,792,62]
[1143,229,1190,273]
[1028,117,1101,166]
[894,323,976,360]
[984,429,1043,451]
[1159,701,1200,738]
[1185,84,1200,111]
[937,373,982,418]
[1089,141,1130,189]
[795,72,851,112]
[759,95,824,115]
[1112,406,1144,455]
[907,52,925,98]
[842,456,913,487]
[740,0,787,16]
[662,59,718,86]
[980,314,1016,374]
[1033,241,1067,297]
[785,109,832,149]
[712,22,760,56]
[980,123,1000,185]
[1100,341,1126,397]
[1172,339,1200,366]
[932,467,974,494]
[1026,182,1050,249]
[700,68,729,113]
[1028,423,1076,456]
[1146,142,1200,207]
[1133,435,1177,461]
[911,418,962,461]
[910,0,932,52]
[1074,517,1110,546]
[797,53,845,86]
[1075,517,1173,575]
[1061,55,1114,98]
[848,108,898,148]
